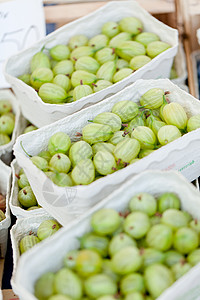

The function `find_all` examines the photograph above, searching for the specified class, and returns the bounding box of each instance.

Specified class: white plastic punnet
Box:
[10,214,56,277]
[0,89,22,164]
[10,159,45,218]
[13,79,200,226]
[11,170,200,300]
[4,1,178,127]
[0,159,11,257]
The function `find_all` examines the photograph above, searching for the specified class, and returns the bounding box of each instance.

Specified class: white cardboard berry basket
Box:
[0,89,23,165]
[0,159,11,258]
[4,1,178,127]
[10,214,57,278]
[10,159,45,218]
[11,170,200,300]
[13,78,200,227]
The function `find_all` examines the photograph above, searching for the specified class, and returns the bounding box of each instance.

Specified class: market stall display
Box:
[2,0,200,299]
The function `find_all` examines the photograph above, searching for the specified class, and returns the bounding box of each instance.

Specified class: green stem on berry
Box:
[20,141,32,157]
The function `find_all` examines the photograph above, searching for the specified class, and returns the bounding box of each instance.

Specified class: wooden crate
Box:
[176,0,200,98]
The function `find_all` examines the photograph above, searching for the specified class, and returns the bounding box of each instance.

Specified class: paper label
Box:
[0,0,46,88]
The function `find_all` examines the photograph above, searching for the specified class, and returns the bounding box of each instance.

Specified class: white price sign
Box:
[0,0,46,88]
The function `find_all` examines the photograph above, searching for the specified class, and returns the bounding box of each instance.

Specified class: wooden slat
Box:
[154,12,176,29]
[184,38,196,97]
[176,0,197,97]
[44,2,105,23]
[189,0,200,16]
[186,0,200,53]
[43,0,175,14]
[44,0,119,2]
[174,0,200,52]
[44,0,175,24]
[174,0,184,37]
[0,259,4,288]
[183,0,197,97]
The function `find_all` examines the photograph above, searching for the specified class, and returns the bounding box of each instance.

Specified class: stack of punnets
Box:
[0,160,11,258]
[0,90,22,165]
[2,1,200,299]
